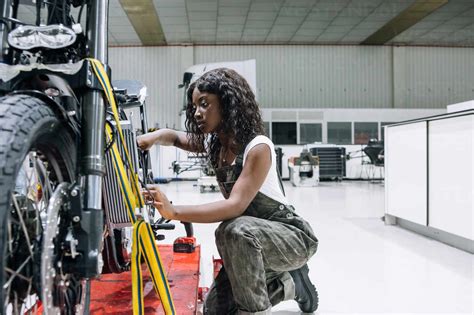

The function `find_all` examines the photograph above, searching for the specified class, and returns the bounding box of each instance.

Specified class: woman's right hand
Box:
[136,132,156,151]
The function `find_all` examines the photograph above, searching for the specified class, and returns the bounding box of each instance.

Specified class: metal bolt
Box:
[87,79,92,86]
[71,189,78,197]
[73,216,80,222]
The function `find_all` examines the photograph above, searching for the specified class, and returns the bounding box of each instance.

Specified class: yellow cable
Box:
[88,58,175,314]
[89,58,144,208]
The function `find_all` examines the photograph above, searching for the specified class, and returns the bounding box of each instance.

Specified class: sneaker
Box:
[289,264,319,313]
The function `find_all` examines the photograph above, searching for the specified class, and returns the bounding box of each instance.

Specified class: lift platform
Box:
[90,245,202,314]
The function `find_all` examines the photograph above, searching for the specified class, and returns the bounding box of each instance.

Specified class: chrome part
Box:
[121,227,133,262]
[85,174,102,210]
[66,229,79,259]
[103,120,140,226]
[8,24,76,50]
[97,252,104,275]
[41,182,69,315]
[0,0,11,61]
[5,153,52,314]
[81,91,106,176]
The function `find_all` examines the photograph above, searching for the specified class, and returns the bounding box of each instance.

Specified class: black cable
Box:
[77,1,85,25]
[104,119,117,153]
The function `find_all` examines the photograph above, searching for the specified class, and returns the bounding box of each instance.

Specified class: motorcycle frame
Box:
[0,0,111,278]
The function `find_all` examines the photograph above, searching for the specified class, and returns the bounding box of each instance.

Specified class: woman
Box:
[137,68,318,315]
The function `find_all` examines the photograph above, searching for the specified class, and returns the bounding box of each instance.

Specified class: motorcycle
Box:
[0,1,186,313]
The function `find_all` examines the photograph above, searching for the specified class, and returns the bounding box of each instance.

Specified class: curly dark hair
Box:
[185,68,265,168]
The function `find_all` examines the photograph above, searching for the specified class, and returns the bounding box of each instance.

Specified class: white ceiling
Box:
[15,0,474,47]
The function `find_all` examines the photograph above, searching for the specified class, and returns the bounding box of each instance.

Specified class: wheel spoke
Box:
[3,256,32,289]
[35,155,53,201]
[0,99,81,314]
[7,213,13,254]
[10,193,34,258]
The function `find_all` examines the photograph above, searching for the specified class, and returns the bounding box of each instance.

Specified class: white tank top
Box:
[242,135,288,205]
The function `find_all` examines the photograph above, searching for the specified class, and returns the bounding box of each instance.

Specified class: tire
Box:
[0,94,87,314]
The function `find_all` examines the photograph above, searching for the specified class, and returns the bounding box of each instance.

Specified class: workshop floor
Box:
[158,180,473,315]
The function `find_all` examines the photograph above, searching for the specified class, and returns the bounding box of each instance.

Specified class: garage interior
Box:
[9,0,474,314]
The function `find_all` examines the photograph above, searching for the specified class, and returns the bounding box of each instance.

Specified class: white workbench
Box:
[385,108,473,253]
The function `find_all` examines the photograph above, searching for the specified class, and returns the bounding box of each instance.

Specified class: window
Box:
[300,123,322,144]
[328,122,351,144]
[263,121,270,137]
[354,122,378,145]
[381,122,394,141]
[272,122,297,145]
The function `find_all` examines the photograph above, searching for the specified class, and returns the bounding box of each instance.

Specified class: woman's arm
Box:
[145,143,272,223]
[137,128,203,152]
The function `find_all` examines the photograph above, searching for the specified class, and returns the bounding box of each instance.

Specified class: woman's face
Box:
[192,87,222,134]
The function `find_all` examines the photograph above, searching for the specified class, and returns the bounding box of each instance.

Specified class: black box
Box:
[309,147,346,180]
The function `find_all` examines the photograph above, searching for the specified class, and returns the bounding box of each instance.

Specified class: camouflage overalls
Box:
[204,153,318,315]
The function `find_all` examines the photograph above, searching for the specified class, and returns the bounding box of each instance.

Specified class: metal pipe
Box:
[0,0,11,62]
[79,0,109,277]
[87,0,108,63]
[81,0,110,183]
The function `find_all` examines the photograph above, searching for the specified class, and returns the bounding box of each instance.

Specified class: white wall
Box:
[109,45,474,129]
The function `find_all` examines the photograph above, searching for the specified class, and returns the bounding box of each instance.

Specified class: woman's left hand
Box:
[143,185,177,220]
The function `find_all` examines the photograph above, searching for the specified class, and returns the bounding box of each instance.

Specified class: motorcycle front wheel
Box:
[0,94,89,314]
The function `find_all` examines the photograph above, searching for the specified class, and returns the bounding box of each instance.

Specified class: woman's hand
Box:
[143,185,177,220]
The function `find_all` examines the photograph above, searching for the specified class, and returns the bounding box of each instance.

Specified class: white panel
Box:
[428,115,474,240]
[385,122,427,225]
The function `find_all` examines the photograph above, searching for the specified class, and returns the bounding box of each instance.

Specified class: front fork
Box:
[0,0,11,63]
[70,90,106,278]
[73,0,109,278]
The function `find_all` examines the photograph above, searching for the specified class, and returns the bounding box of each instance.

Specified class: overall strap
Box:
[276,165,286,197]
[235,153,244,167]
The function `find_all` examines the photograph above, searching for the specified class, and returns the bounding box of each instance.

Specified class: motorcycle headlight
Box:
[8,24,76,50]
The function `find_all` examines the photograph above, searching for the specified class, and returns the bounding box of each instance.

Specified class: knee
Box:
[215,217,260,250]
[216,217,250,239]
[215,220,230,249]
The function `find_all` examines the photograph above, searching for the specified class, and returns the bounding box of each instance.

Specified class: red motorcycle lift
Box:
[89,244,201,314]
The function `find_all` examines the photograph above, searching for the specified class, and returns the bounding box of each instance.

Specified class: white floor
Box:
[157,180,473,315]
